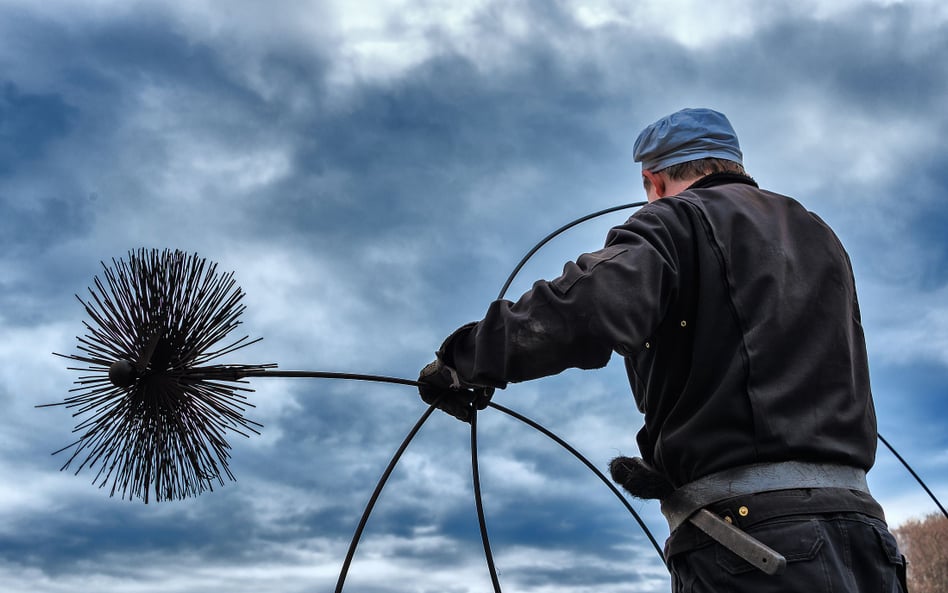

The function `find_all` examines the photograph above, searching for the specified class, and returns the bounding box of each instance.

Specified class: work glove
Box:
[609,456,675,500]
[417,359,494,423]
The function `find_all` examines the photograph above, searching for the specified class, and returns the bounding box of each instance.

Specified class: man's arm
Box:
[438,206,685,388]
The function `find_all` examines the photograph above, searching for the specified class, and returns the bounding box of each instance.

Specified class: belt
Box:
[660,461,870,575]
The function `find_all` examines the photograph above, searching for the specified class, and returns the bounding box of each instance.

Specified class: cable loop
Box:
[298,199,948,591]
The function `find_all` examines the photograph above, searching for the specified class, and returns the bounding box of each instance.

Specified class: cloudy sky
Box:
[2,0,947,591]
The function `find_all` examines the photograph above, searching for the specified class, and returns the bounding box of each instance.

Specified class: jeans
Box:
[668,513,907,593]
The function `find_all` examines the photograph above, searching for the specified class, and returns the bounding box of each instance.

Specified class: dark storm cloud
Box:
[679,5,948,113]
[0,494,256,574]
[904,153,948,291]
[252,50,628,245]
[243,1,948,279]
[0,83,77,175]
[774,7,946,113]
[0,194,94,256]
[874,360,948,437]
[0,81,92,283]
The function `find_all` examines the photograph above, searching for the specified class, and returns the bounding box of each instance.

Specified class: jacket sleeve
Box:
[439,206,684,387]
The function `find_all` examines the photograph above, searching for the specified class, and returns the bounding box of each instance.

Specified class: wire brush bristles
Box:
[44,248,274,503]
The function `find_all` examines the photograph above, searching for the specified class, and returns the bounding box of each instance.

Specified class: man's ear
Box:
[642,169,666,199]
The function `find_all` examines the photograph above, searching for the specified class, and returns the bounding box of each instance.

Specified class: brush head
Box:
[46,248,274,503]
[108,359,138,387]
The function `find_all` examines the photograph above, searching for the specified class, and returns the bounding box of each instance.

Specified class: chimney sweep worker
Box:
[418,108,908,592]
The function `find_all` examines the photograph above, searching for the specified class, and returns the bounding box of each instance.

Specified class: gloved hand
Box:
[417,359,494,423]
[609,456,675,499]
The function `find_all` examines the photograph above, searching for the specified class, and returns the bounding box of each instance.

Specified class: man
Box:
[418,108,907,592]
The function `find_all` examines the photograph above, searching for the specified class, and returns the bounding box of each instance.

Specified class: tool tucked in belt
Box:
[663,461,870,575]
[612,458,871,576]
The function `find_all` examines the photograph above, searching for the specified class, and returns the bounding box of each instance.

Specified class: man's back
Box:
[626,174,877,485]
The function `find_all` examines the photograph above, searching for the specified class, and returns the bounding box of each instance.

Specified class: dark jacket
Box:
[441,173,877,488]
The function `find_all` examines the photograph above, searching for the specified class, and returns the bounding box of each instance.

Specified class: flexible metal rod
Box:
[488,401,666,561]
[879,433,948,519]
[334,404,437,592]
[470,410,503,592]
[497,201,647,300]
[236,369,420,387]
[243,368,669,565]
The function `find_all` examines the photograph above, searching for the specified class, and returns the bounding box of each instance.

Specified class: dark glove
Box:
[418,359,494,423]
[609,456,675,499]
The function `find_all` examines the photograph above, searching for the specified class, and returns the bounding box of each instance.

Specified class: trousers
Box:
[667,512,907,592]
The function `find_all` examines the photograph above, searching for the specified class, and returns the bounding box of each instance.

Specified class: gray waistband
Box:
[661,461,869,532]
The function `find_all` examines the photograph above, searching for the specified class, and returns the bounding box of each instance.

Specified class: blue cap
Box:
[633,108,743,171]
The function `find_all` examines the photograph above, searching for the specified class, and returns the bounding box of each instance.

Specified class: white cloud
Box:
[0,465,100,528]
[0,517,671,593]
[219,243,376,369]
[492,544,669,593]
[481,453,549,491]
[861,281,948,367]
[876,487,948,527]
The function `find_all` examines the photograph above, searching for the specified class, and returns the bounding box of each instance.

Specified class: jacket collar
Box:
[687,172,759,190]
